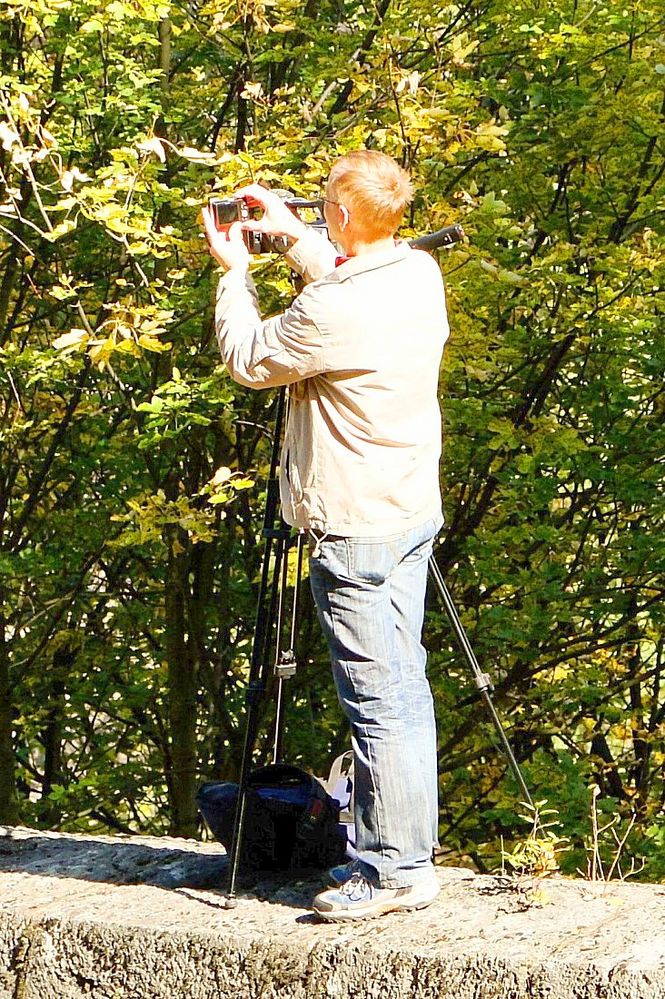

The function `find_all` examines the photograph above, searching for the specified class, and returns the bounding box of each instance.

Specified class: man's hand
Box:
[202,208,250,273]
[234,183,308,244]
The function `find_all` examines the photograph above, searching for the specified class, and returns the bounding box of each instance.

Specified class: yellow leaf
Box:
[211,466,233,486]
[137,137,166,162]
[89,339,114,365]
[43,219,77,242]
[0,122,19,151]
[50,284,75,301]
[52,328,89,351]
[114,339,139,355]
[138,334,171,352]
[39,126,58,148]
[60,166,92,191]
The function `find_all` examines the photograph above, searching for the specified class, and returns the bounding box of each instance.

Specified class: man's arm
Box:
[284,228,337,285]
[214,268,326,389]
[203,201,332,389]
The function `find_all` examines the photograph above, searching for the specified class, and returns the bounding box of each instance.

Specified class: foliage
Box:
[500,800,568,878]
[0,0,663,876]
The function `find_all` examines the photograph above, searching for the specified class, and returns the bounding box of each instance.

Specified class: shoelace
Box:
[339,873,373,900]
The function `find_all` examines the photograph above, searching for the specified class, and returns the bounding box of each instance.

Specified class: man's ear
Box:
[339,204,350,231]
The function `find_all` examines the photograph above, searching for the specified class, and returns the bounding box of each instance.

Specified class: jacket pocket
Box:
[284,447,303,505]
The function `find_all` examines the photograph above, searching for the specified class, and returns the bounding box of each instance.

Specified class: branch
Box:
[7,360,90,549]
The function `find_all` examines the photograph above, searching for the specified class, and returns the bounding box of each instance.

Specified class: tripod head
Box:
[410,224,465,251]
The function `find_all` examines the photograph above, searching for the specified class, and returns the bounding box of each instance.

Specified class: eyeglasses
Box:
[316,196,341,209]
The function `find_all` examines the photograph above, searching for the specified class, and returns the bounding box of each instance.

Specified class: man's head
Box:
[324,150,413,247]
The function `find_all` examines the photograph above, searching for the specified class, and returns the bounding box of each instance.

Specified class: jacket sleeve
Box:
[215,268,326,389]
[284,228,337,284]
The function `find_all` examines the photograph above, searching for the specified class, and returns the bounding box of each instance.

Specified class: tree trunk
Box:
[164,533,198,838]
[0,586,19,824]
[40,646,70,828]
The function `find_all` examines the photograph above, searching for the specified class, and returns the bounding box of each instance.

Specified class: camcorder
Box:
[209,190,466,255]
[209,192,327,254]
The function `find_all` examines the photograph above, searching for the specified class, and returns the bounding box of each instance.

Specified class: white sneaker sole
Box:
[313,884,439,922]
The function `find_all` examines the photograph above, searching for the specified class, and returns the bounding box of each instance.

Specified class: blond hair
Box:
[327,150,413,240]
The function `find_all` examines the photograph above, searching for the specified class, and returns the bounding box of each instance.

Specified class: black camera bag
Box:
[197,763,347,872]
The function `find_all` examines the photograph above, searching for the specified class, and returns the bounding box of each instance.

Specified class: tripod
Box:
[224,226,532,902]
[224,387,307,903]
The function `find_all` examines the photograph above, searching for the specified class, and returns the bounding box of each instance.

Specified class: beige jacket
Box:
[215,229,449,537]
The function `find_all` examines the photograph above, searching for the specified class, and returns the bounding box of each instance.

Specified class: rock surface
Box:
[1,825,664,998]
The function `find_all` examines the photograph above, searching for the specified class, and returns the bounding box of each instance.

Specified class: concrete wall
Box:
[1,826,664,998]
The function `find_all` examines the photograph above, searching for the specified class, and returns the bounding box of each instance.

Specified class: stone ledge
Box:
[1,826,664,999]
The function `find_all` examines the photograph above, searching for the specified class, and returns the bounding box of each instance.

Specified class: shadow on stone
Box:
[0,826,228,889]
[0,826,325,909]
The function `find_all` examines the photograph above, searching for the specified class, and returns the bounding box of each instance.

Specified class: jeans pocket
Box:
[347,539,398,585]
[310,536,351,580]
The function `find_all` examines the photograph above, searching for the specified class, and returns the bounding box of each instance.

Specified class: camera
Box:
[209,193,327,254]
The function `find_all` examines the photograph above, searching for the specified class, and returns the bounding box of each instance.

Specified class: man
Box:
[203,150,449,921]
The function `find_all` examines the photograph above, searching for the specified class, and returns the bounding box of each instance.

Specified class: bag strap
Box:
[324,750,354,794]
[323,750,354,825]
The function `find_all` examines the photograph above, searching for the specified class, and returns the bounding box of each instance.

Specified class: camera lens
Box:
[210,199,242,229]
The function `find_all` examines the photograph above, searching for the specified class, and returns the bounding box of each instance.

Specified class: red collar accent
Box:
[335,240,399,267]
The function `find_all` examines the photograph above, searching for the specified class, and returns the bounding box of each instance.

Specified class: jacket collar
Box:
[329,240,412,280]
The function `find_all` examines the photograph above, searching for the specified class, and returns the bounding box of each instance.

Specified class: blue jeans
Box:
[309,516,441,889]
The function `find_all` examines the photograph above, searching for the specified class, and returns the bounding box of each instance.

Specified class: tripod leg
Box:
[225,391,290,902]
[428,556,534,808]
[225,524,290,900]
[272,531,305,764]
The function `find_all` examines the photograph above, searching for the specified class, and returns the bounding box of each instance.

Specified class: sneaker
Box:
[312,872,440,922]
[327,861,360,886]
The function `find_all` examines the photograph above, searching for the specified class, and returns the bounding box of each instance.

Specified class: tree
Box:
[0,0,662,876]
